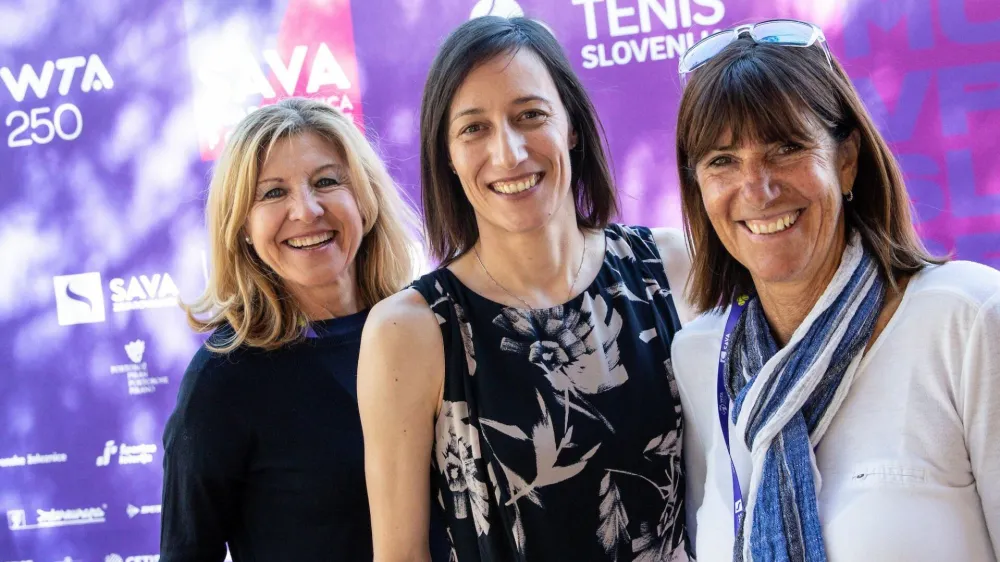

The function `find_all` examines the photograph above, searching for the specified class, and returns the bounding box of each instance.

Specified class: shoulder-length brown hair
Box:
[185,98,421,352]
[420,16,618,264]
[676,35,942,313]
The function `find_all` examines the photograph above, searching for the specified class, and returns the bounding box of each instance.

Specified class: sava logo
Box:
[470,0,523,18]
[52,272,106,326]
[109,273,180,312]
[1,54,114,102]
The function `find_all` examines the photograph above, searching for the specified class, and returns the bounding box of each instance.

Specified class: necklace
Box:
[474,230,587,310]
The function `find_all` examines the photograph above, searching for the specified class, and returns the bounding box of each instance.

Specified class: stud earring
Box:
[245,236,252,244]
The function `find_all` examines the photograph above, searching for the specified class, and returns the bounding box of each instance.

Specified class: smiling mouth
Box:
[743,210,802,235]
[285,231,335,249]
[489,172,543,195]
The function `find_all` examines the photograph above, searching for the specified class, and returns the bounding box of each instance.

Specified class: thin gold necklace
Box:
[473,231,587,310]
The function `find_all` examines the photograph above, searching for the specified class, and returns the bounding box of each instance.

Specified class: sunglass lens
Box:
[679,31,736,74]
[752,20,815,46]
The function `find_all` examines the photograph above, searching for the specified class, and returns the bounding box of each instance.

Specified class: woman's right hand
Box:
[358,289,446,562]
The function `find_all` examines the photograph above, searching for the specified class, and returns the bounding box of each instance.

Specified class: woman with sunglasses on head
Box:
[671,20,1000,562]
[358,16,695,562]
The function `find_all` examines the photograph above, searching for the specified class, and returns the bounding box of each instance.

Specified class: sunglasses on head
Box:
[678,19,833,84]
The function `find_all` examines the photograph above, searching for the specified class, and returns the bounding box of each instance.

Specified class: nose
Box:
[289,185,324,222]
[489,122,527,170]
[740,161,779,210]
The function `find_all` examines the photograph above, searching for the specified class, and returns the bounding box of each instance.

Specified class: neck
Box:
[754,280,829,347]
[286,265,363,321]
[474,212,586,306]
[754,247,844,348]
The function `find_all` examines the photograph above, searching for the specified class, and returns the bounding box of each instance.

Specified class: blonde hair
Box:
[186,98,420,352]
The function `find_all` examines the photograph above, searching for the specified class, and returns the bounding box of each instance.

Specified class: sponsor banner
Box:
[0,0,996,560]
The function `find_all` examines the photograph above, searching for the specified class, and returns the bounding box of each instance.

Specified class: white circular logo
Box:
[470,0,524,19]
[105,555,124,562]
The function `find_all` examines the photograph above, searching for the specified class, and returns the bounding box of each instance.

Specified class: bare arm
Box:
[358,289,446,562]
[651,226,695,325]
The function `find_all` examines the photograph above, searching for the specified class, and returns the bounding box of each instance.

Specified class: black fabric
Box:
[160,310,449,561]
[410,225,689,562]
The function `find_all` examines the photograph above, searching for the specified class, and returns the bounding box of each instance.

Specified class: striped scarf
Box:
[727,233,885,562]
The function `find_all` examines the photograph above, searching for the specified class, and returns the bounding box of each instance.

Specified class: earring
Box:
[845,190,854,202]
[245,236,252,244]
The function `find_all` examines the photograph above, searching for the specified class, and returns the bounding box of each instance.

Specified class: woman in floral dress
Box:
[358,16,693,562]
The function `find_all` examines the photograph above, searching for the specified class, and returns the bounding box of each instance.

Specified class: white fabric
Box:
[673,261,1000,562]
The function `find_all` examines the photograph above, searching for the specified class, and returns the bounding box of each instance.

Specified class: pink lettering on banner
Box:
[188,0,363,161]
[835,0,1000,267]
[275,0,363,123]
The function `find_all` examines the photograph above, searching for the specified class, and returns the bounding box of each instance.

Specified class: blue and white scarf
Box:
[727,233,886,562]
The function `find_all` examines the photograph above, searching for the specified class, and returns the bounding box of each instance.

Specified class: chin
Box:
[747,261,810,286]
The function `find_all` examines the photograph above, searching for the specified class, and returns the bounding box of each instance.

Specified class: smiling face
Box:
[694,113,859,290]
[245,130,364,296]
[446,48,578,236]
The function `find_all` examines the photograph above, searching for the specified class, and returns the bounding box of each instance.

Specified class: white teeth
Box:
[287,232,334,248]
[746,211,800,236]
[491,173,540,194]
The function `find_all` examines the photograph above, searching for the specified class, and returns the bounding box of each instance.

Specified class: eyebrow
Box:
[449,95,554,124]
[257,163,343,187]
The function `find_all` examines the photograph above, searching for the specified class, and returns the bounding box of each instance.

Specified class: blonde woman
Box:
[160,98,430,561]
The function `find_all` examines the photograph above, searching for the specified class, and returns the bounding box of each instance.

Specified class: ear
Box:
[569,125,579,151]
[838,129,860,195]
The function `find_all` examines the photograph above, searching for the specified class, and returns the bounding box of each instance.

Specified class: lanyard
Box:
[718,296,748,535]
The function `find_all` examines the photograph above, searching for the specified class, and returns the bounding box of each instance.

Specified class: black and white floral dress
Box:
[411,224,690,562]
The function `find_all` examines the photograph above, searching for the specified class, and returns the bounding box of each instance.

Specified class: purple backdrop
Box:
[1,0,997,560]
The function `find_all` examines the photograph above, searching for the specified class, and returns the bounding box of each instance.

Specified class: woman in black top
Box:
[160,98,437,561]
[358,17,694,562]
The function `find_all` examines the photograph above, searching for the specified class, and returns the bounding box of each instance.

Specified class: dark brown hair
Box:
[420,16,618,264]
[676,36,943,312]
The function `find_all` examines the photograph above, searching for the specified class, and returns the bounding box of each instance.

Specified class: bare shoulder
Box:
[363,287,440,344]
[649,227,695,324]
[359,288,444,406]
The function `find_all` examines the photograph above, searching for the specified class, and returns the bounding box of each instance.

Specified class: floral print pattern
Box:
[412,225,689,562]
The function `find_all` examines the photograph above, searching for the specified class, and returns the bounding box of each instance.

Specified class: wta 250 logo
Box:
[1,54,113,149]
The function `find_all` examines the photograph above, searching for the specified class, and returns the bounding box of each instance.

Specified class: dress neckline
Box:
[438,227,611,312]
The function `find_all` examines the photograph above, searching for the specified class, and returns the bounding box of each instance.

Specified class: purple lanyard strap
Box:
[718,295,748,535]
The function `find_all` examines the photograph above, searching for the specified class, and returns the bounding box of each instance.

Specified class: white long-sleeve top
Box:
[672,260,1000,561]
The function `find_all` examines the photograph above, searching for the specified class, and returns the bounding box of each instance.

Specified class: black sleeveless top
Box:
[410,225,690,562]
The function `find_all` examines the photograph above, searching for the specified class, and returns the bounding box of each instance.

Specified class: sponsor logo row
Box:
[6,502,159,532]
[1,439,159,470]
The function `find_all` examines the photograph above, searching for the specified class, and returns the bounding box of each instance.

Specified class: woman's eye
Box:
[708,156,733,167]
[461,123,483,136]
[778,143,804,154]
[521,110,545,120]
[316,177,341,188]
[263,187,284,199]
